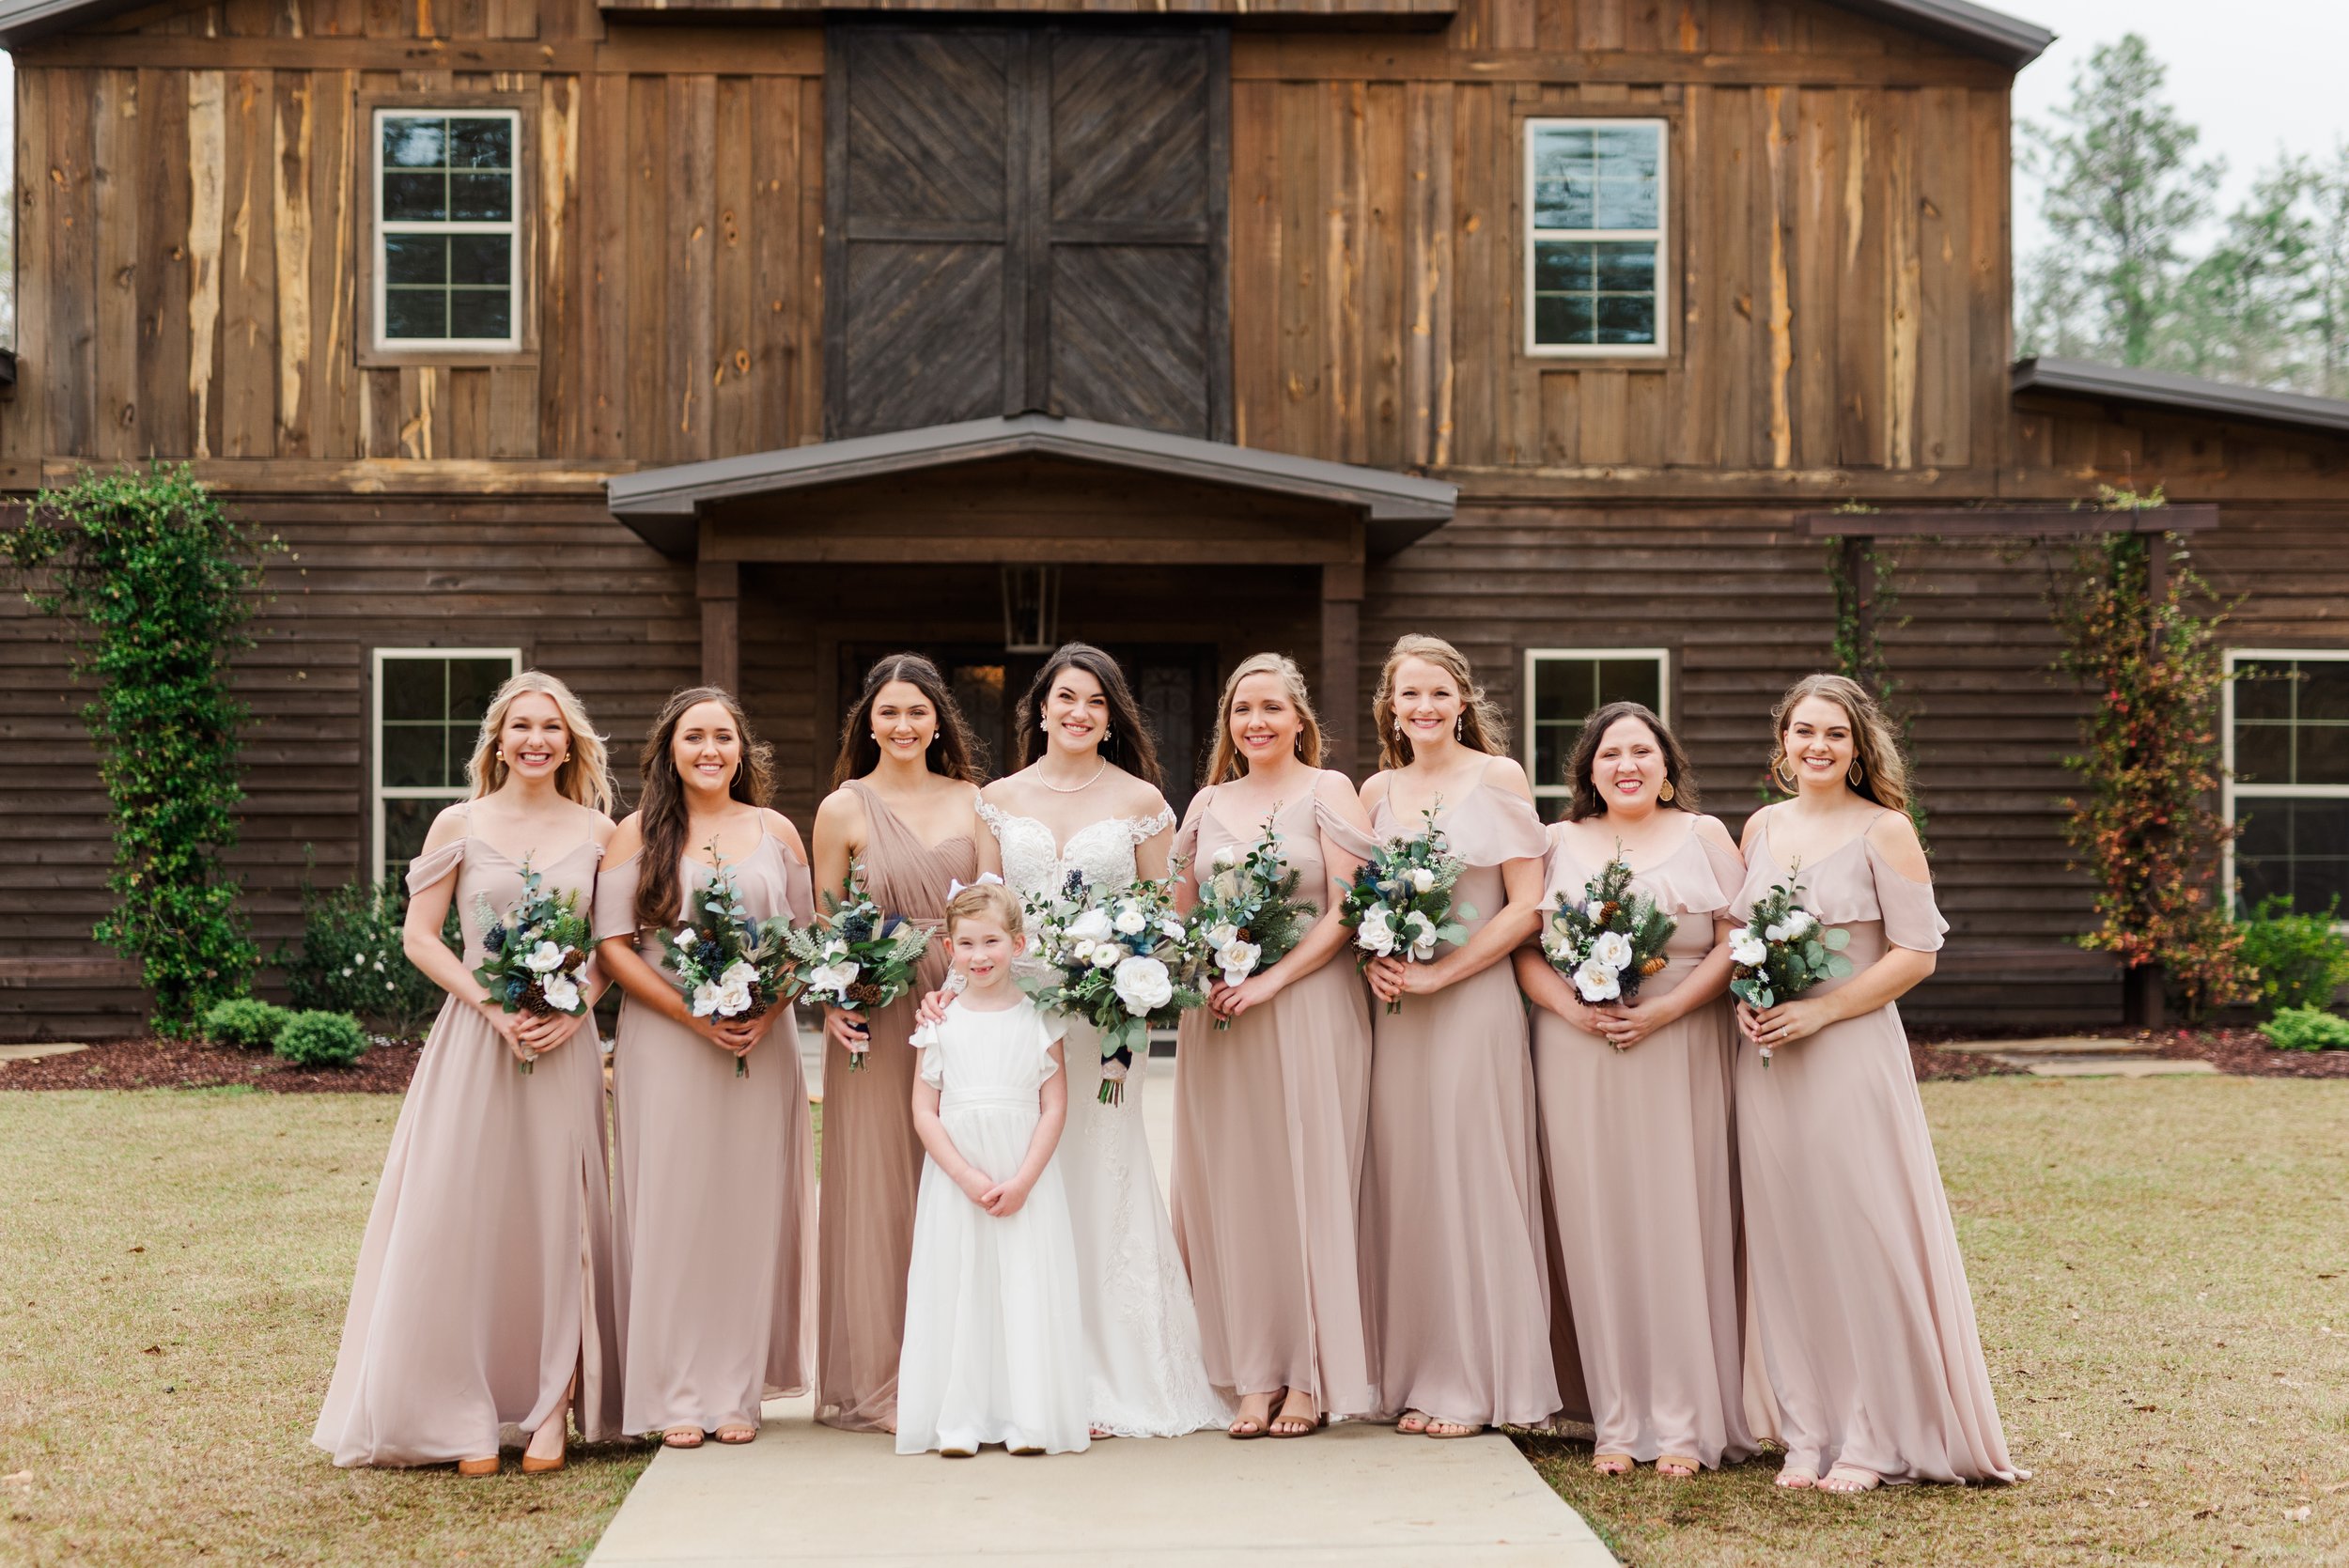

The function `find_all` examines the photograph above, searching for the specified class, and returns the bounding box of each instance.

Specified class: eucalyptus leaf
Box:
[1823,926,1852,951]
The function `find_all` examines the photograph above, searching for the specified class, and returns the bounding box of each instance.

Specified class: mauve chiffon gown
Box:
[1355,768,1560,1429]
[314,823,622,1466]
[597,833,817,1437]
[1170,783,1377,1419]
[1731,807,2020,1484]
[1532,819,1755,1469]
[814,779,976,1433]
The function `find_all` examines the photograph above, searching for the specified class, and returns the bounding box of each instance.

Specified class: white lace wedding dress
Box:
[979,800,1232,1437]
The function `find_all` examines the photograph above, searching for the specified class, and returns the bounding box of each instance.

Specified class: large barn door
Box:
[826,23,1230,442]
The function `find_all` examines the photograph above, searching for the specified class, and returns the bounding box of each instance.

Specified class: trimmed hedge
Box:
[2260,1006,2349,1052]
[272,1010,370,1069]
[201,997,292,1050]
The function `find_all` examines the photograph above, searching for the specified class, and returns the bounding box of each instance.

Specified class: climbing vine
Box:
[0,466,279,1035]
[1818,505,1927,837]
[2047,487,2251,1018]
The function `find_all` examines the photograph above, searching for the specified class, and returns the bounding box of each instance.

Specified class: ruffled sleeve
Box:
[403,838,466,896]
[1867,840,1950,953]
[911,1017,946,1088]
[1315,787,1382,865]
[592,853,645,943]
[1694,834,1751,921]
[1448,785,1548,868]
[1032,1003,1067,1087]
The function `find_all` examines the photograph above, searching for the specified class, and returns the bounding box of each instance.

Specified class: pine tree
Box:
[2165,158,2319,388]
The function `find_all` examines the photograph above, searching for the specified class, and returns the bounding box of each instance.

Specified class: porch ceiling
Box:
[603,412,1457,560]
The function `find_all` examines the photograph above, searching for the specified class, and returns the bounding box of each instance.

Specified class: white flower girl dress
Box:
[894,999,1089,1456]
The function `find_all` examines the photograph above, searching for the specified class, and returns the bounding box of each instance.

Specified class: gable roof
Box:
[604,411,1459,557]
[2013,357,2349,440]
[0,0,2052,61]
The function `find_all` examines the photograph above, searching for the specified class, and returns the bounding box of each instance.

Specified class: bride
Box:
[964,643,1229,1438]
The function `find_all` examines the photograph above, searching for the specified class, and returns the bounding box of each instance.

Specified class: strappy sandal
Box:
[1229,1389,1281,1440]
[1268,1389,1323,1438]
[714,1425,756,1445]
[1591,1452,1634,1477]
[661,1427,705,1450]
[1424,1418,1483,1439]
[1396,1409,1432,1435]
[1819,1464,1882,1494]
[1776,1462,1820,1490]
[1657,1453,1700,1479]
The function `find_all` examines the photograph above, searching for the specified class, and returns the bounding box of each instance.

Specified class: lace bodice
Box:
[977,800,1176,903]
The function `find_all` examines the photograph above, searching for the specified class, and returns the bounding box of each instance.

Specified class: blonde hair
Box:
[1204,652,1324,784]
[1372,634,1508,771]
[1769,673,1912,814]
[464,669,616,814]
[943,880,1024,940]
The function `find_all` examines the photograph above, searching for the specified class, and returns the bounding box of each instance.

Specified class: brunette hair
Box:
[632,686,774,934]
[1012,643,1163,787]
[942,879,1024,939]
[1563,701,1700,821]
[832,653,986,789]
[464,670,616,814]
[1371,634,1507,771]
[1203,652,1323,784]
[1769,672,1913,814]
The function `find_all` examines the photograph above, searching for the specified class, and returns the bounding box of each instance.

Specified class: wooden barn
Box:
[3,0,2346,1040]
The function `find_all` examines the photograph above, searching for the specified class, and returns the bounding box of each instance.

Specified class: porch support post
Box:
[1320,560,1364,778]
[698,559,741,694]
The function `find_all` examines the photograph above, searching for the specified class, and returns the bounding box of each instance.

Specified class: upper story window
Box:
[1523,648,1670,821]
[2227,650,2349,917]
[1525,119,1667,358]
[373,110,521,353]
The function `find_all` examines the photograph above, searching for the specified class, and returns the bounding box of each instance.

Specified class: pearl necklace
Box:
[1034,758,1110,795]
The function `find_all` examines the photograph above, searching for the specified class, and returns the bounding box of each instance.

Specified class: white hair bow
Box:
[947,872,1005,897]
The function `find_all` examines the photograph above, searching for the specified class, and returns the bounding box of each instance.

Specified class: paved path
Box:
[589,1050,1615,1568]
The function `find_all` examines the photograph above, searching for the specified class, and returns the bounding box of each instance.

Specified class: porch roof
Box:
[2013,357,2349,440]
[604,412,1458,559]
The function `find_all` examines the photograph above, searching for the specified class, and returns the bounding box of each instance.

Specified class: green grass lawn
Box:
[0,1079,2342,1567]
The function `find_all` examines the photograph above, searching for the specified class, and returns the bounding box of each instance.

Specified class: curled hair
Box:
[1013,643,1163,787]
[464,669,615,815]
[1563,701,1700,821]
[1204,652,1323,785]
[1371,634,1507,772]
[832,653,986,789]
[1769,672,1912,814]
[633,686,774,934]
[943,879,1024,939]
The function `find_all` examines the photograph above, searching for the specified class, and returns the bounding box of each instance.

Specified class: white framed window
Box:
[373,648,521,887]
[1525,118,1668,357]
[2224,649,2349,918]
[1523,648,1671,821]
[373,109,521,352]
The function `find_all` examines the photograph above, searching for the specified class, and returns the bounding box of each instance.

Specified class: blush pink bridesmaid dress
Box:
[598,832,817,1438]
[1730,807,2020,1485]
[313,815,622,1466]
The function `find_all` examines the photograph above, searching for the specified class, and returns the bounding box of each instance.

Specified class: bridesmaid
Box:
[1733,673,2019,1492]
[1512,702,1753,1478]
[812,654,989,1434]
[1356,634,1558,1438]
[595,687,817,1449]
[1170,653,1378,1439]
[314,671,621,1473]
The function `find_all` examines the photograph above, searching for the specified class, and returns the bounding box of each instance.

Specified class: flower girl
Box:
[895,877,1089,1457]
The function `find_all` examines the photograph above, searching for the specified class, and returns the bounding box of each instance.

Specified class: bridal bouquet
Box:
[784,863,932,1071]
[1539,856,1675,1005]
[1025,872,1206,1104]
[1337,804,1473,1015]
[653,843,796,1078]
[1727,872,1851,1065]
[1189,814,1319,1030]
[472,854,592,1075]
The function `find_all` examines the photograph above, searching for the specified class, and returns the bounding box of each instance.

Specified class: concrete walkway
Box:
[1934,1034,2218,1078]
[589,1050,1615,1568]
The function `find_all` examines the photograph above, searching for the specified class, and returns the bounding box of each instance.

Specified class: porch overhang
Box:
[603,412,1458,561]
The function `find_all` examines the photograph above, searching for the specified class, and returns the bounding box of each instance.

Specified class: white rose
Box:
[1213,845,1239,868]
[1091,942,1123,970]
[1206,923,1240,950]
[1584,899,1608,923]
[523,940,568,974]
[1159,917,1187,942]
[675,927,696,947]
[806,960,860,1001]
[1408,866,1436,893]
[1113,906,1147,937]
[1731,931,1767,968]
[719,958,760,990]
[690,980,725,1017]
[1112,955,1174,1015]
[1592,930,1635,972]
[1402,909,1439,961]
[1782,909,1815,938]
[1763,919,1791,943]
[717,980,754,1017]
[822,939,850,961]
[1541,927,1574,962]
[540,972,582,1014]
[1573,957,1622,1002]
[1067,908,1114,944]
[1218,939,1262,987]
[1356,907,1397,957]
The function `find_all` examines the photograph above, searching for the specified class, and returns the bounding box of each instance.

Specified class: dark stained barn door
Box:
[825,23,1231,442]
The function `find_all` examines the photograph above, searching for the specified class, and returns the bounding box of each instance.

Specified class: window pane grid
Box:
[2228,651,2349,915]
[1525,651,1667,823]
[375,650,517,885]
[378,111,519,349]
[1528,118,1664,354]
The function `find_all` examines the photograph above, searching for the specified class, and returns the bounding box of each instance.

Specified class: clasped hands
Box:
[955,1168,1034,1219]
[486,1003,593,1067]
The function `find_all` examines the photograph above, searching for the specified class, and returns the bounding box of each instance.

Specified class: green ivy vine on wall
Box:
[1819,505,1928,838]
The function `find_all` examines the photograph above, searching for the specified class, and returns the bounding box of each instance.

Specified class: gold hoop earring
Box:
[1658,779,1675,803]
[1847,760,1865,787]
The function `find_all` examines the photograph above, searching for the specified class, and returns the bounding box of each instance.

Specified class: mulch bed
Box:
[2147,1025,2349,1079]
[0,1035,423,1094]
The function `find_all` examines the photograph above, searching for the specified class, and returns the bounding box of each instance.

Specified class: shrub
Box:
[2260,1005,2349,1052]
[272,1010,370,1069]
[278,875,446,1039]
[201,997,291,1050]
[2235,895,2349,1016]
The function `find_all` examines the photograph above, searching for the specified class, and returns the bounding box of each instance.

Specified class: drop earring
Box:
[1658,779,1675,803]
[1847,760,1865,787]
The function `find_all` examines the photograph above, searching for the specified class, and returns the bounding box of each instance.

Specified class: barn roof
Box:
[0,0,2052,61]
[2013,357,2349,440]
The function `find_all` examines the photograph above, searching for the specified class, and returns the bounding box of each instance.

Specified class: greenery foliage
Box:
[279,876,445,1039]
[272,1010,370,1069]
[0,465,277,1036]
[1820,520,1927,838]
[2233,896,2349,1017]
[200,997,292,1050]
[2258,1005,2349,1052]
[2048,507,2252,1019]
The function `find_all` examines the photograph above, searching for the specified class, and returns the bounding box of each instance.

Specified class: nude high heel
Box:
[457,1456,500,1478]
